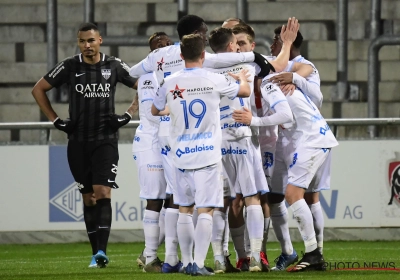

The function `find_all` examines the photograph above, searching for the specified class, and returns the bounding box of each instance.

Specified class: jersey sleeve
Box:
[153,86,167,111]
[214,73,240,100]
[129,51,157,78]
[203,51,254,68]
[260,79,288,109]
[292,72,323,109]
[43,58,71,88]
[250,101,293,126]
[115,58,137,87]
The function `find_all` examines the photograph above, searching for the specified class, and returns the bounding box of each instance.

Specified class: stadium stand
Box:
[0,0,399,142]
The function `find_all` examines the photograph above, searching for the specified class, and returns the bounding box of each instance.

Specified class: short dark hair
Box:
[208,27,234,53]
[77,22,100,35]
[223,17,246,25]
[176,15,205,39]
[232,23,255,43]
[274,26,303,49]
[148,32,168,48]
[180,34,205,61]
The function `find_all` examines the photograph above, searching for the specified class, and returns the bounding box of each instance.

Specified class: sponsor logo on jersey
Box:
[216,66,244,75]
[143,80,152,85]
[221,146,247,155]
[177,132,212,142]
[175,144,214,158]
[388,160,400,205]
[161,145,171,156]
[157,57,164,71]
[75,83,111,98]
[186,87,214,95]
[160,116,170,122]
[147,164,163,171]
[49,62,64,78]
[165,59,183,66]
[221,122,248,129]
[170,84,185,99]
[101,69,111,80]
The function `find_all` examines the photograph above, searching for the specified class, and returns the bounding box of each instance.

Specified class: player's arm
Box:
[151,87,167,116]
[32,78,58,122]
[204,51,255,68]
[227,68,251,98]
[126,93,139,117]
[129,53,155,78]
[292,70,323,108]
[268,17,300,72]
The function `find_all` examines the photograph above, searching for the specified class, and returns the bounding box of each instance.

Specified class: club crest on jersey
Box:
[157,57,164,71]
[388,160,400,205]
[170,84,185,99]
[101,69,111,80]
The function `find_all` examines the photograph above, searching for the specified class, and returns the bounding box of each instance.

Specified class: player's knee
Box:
[146,199,164,212]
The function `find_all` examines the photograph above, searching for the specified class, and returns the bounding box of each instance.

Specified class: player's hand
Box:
[280,17,300,44]
[269,72,293,86]
[280,83,296,96]
[228,68,251,82]
[53,117,74,134]
[232,107,253,126]
[253,51,275,77]
[109,112,132,130]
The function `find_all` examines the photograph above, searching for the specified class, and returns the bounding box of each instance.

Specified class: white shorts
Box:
[306,150,332,193]
[288,147,331,190]
[174,162,223,208]
[158,136,176,196]
[133,148,167,200]
[222,137,268,198]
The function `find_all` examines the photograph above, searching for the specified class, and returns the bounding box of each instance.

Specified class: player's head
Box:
[271,26,303,57]
[148,32,172,51]
[77,23,102,59]
[209,27,238,54]
[222,17,246,29]
[180,34,205,62]
[232,23,256,52]
[177,15,208,44]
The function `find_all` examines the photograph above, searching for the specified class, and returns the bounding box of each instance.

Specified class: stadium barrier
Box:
[0,119,400,243]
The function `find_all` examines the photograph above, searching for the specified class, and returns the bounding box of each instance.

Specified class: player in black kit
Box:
[32,23,137,268]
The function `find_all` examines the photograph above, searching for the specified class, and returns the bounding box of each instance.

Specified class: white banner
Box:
[0,140,399,231]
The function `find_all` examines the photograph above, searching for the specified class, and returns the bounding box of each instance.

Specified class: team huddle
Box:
[131,15,338,275]
[32,13,337,276]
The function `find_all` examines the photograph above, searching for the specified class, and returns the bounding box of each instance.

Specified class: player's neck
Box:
[185,60,202,69]
[290,51,301,61]
[82,52,102,64]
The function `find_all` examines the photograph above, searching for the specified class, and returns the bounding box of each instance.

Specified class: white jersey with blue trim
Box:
[153,67,240,169]
[258,73,290,139]
[129,43,255,84]
[290,55,320,86]
[283,89,338,148]
[132,72,161,153]
[205,63,255,140]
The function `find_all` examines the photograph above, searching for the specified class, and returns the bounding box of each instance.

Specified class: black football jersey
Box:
[44,53,137,141]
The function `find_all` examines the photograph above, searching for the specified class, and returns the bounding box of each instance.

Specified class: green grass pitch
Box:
[0,241,399,279]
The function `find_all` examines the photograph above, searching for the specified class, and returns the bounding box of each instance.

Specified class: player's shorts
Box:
[159,136,176,196]
[222,137,268,198]
[133,148,166,200]
[259,137,277,186]
[174,162,223,208]
[306,150,332,193]
[288,147,331,190]
[67,139,119,194]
